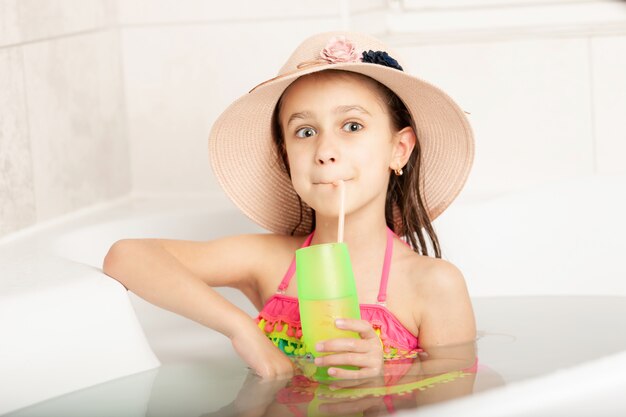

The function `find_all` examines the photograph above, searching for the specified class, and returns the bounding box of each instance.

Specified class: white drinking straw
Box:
[336,180,345,243]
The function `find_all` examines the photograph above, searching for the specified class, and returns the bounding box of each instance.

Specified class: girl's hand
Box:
[230,321,296,379]
[314,318,383,379]
[315,395,392,416]
[200,371,290,417]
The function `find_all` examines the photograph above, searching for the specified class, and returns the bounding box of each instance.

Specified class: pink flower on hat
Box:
[320,36,359,64]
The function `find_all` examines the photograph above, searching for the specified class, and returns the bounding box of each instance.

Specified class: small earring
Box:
[394,167,403,176]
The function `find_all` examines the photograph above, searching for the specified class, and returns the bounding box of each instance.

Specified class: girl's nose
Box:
[317,155,336,165]
[315,133,338,165]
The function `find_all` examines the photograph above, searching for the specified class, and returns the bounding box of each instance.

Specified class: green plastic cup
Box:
[296,242,361,381]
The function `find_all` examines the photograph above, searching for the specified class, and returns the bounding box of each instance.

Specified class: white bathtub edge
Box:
[401,349,626,416]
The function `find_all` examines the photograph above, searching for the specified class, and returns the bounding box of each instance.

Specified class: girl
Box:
[103,31,477,381]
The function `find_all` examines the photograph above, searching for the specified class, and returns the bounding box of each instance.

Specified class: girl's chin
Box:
[303,203,343,219]
[301,194,341,207]
[312,211,343,219]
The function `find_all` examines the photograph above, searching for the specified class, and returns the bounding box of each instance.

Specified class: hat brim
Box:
[209,62,474,236]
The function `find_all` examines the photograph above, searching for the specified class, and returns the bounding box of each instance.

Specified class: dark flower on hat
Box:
[361,50,404,71]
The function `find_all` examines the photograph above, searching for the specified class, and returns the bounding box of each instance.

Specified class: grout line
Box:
[0,26,116,51]
[114,26,133,194]
[382,23,626,46]
[17,44,37,225]
[587,36,598,174]
[118,13,341,29]
[2,15,623,52]
[400,0,623,13]
[0,11,342,51]
[350,4,388,16]
[339,0,351,31]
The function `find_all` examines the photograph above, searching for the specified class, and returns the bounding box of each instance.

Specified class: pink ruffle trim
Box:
[257,294,420,358]
[359,304,419,352]
[256,294,304,339]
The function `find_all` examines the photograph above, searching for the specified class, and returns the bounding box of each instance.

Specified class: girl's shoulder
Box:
[390,241,469,313]
[388,244,472,343]
[401,249,468,297]
[246,233,308,305]
[403,253,476,346]
[253,232,307,262]
[392,237,465,289]
[238,232,306,267]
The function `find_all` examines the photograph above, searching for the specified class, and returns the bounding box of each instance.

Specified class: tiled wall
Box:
[0,0,385,237]
[1,0,625,238]
[0,0,129,236]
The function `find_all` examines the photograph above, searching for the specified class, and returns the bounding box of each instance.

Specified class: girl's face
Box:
[278,72,405,219]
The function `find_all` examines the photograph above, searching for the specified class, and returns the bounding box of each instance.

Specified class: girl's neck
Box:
[311,211,389,265]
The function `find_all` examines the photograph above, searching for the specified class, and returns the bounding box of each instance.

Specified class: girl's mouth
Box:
[314,179,352,185]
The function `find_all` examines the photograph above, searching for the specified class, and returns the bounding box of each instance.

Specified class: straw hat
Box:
[209,31,474,236]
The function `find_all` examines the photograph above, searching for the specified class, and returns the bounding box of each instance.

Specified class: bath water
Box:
[7,296,626,417]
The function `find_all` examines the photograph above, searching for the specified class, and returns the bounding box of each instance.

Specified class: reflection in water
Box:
[9,297,626,416]
[201,344,490,417]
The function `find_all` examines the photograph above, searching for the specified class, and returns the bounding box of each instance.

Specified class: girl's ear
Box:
[390,126,416,169]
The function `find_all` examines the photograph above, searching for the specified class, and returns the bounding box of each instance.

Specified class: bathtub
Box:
[1,173,625,416]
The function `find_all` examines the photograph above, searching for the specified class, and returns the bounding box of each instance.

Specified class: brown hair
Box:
[271,70,441,258]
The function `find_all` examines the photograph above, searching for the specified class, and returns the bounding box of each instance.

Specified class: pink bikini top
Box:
[256,226,421,360]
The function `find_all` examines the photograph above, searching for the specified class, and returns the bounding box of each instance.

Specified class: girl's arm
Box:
[102,234,295,378]
[413,259,477,375]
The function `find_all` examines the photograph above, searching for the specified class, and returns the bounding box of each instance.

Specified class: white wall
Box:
[1,0,625,238]
[117,0,386,196]
[388,0,626,201]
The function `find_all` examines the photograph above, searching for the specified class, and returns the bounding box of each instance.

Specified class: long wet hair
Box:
[270,70,441,258]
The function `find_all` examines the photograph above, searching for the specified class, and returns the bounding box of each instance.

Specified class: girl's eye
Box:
[342,122,363,133]
[295,127,317,138]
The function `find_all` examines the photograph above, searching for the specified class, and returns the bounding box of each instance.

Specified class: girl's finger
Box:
[335,318,378,339]
[326,378,372,390]
[316,352,379,369]
[325,364,382,380]
[327,375,387,390]
[317,337,372,354]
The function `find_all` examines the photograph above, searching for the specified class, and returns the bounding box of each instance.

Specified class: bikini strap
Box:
[377,226,395,305]
[277,231,315,293]
[279,227,404,299]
